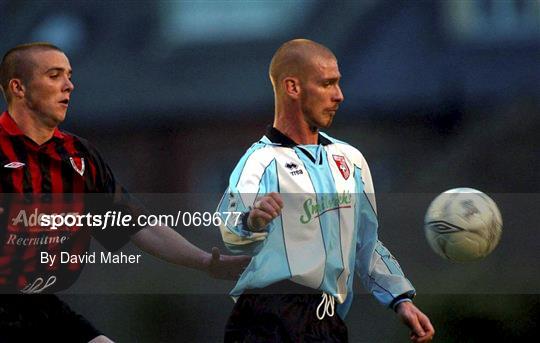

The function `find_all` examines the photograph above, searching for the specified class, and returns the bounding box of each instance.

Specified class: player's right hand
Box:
[247,192,284,231]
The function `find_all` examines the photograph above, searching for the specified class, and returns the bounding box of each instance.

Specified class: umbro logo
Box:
[4,161,25,169]
[285,162,303,176]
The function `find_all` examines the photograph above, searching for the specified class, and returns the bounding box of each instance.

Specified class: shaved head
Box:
[269,39,336,92]
[0,42,63,103]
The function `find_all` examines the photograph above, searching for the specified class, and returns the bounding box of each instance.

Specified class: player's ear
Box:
[283,77,301,99]
[9,79,26,99]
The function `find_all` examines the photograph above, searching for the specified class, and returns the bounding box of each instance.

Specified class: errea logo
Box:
[285,162,303,176]
[285,162,297,170]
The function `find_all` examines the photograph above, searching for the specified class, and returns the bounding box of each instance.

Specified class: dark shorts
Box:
[0,294,102,343]
[225,283,348,343]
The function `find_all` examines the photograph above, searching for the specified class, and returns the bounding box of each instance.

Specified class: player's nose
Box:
[64,77,74,93]
[333,85,344,103]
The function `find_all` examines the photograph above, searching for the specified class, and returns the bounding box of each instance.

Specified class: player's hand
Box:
[247,192,284,231]
[204,247,251,280]
[396,301,435,343]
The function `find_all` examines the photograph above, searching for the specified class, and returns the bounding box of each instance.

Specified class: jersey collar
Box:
[265,126,332,147]
[0,111,65,140]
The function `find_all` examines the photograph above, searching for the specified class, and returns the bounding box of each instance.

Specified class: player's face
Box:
[300,56,344,130]
[23,50,74,127]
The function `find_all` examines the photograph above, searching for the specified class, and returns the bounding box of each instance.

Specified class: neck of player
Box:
[9,107,56,145]
[273,120,318,145]
[273,108,319,145]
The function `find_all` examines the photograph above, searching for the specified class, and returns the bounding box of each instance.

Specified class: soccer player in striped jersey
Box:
[0,43,250,342]
[218,39,435,342]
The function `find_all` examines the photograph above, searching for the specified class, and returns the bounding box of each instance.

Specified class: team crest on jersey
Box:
[332,155,350,180]
[69,157,85,176]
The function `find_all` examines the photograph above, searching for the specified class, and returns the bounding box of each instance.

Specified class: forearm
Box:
[130,225,209,271]
[357,240,415,307]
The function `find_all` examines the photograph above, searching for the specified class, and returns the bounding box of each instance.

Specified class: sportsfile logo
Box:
[300,191,352,224]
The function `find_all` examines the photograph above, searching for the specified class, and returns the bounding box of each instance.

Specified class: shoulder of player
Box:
[229,137,282,186]
[0,122,14,139]
[0,126,8,140]
[236,138,278,168]
[320,132,368,168]
[243,134,291,158]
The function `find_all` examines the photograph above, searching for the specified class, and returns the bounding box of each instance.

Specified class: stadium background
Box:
[1,1,539,342]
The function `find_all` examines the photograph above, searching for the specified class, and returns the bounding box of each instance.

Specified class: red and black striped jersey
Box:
[0,111,143,293]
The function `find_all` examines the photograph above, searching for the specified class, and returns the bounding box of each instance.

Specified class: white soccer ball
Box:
[424,188,503,262]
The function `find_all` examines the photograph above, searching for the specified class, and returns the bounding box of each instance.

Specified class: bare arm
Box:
[130,225,250,279]
[131,225,208,269]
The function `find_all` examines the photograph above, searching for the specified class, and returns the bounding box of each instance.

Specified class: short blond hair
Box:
[269,39,336,91]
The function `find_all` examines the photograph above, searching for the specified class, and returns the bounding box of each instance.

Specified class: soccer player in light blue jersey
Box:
[218,39,434,342]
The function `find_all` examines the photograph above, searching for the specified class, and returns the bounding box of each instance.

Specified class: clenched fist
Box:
[247,192,284,231]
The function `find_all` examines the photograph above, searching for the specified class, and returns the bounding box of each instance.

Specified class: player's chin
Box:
[319,116,334,129]
[49,113,66,126]
[54,111,67,124]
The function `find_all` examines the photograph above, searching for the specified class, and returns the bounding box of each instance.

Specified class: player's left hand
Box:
[395,301,435,342]
[204,247,251,280]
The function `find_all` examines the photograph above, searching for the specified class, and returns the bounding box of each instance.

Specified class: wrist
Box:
[390,291,415,311]
[199,250,213,273]
[244,210,263,232]
[242,210,255,231]
[394,299,413,313]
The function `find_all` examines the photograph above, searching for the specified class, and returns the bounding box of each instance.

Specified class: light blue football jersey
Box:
[218,128,415,318]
